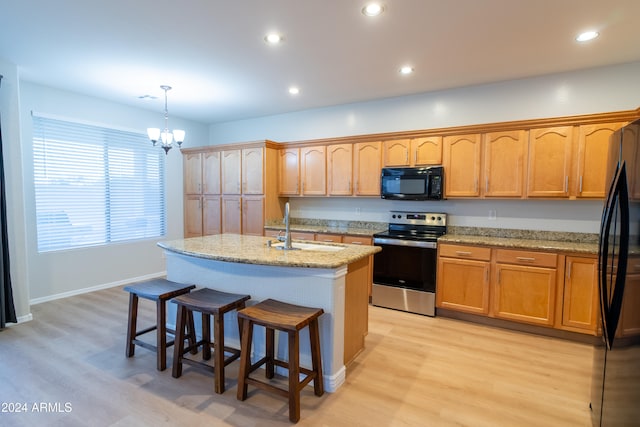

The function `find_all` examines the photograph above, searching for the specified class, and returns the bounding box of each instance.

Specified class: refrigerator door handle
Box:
[599,162,630,350]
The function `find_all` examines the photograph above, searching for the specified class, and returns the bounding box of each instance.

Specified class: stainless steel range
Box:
[372,211,447,316]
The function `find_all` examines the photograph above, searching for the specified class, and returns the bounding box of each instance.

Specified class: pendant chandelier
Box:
[147,85,185,154]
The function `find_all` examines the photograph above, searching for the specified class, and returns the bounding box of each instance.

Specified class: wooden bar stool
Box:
[124,278,196,371]
[236,299,324,423]
[172,288,251,394]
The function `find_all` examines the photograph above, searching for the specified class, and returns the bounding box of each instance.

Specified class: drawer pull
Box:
[350,241,363,245]
[516,256,536,262]
[455,251,472,256]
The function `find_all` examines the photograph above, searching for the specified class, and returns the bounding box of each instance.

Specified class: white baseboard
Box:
[29,271,167,306]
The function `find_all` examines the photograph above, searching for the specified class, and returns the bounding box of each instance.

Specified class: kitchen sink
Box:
[272,241,346,252]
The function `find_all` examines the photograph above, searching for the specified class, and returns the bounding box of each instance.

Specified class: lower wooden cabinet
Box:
[437,244,491,315]
[620,259,640,337]
[560,256,599,334]
[437,244,606,335]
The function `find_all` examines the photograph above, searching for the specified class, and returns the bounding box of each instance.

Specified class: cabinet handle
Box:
[350,241,362,245]
[405,152,408,164]
[567,262,572,279]
[516,256,536,263]
[485,177,489,193]
[414,150,418,164]
[198,183,201,193]
[322,239,335,242]
[455,251,472,256]
[348,179,351,192]
[564,176,569,193]
[497,269,501,284]
[485,268,489,283]
[579,176,583,194]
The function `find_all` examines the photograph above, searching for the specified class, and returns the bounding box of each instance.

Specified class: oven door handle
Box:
[373,237,437,249]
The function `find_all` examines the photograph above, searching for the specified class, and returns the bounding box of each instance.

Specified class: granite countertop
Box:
[438,234,599,254]
[158,234,381,269]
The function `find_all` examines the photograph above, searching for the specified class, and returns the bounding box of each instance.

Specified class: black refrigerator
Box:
[591,118,640,426]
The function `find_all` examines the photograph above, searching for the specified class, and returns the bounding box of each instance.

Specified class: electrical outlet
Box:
[488,209,497,220]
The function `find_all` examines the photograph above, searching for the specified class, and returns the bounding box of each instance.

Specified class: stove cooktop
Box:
[374,211,447,242]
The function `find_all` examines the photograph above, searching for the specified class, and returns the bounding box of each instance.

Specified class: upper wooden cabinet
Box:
[300,146,327,195]
[184,151,221,195]
[483,130,528,197]
[278,148,300,196]
[184,152,203,195]
[353,141,382,196]
[383,137,443,167]
[443,133,482,197]
[574,123,625,198]
[527,126,573,198]
[327,144,353,196]
[242,147,265,195]
[221,149,242,195]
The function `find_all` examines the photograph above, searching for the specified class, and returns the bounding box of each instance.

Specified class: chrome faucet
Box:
[277,202,295,250]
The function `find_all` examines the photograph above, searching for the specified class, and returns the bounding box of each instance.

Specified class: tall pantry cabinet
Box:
[182,141,284,238]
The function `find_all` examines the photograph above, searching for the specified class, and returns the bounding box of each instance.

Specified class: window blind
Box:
[32,115,166,252]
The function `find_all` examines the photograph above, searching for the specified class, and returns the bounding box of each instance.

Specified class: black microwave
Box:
[380,166,444,200]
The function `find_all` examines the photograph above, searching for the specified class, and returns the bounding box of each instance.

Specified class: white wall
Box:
[11,82,208,318]
[209,61,640,232]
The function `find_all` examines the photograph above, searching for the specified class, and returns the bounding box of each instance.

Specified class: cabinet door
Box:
[383,139,411,167]
[221,196,242,234]
[184,153,202,195]
[575,123,625,198]
[483,130,527,197]
[412,136,442,165]
[242,196,264,236]
[561,256,598,333]
[621,274,640,337]
[202,151,221,195]
[436,257,490,315]
[493,264,556,326]
[443,134,481,197]
[278,148,300,195]
[203,195,221,236]
[300,146,326,195]
[221,149,242,195]
[242,147,264,195]
[184,195,203,237]
[527,126,573,198]
[353,141,381,196]
[327,144,353,195]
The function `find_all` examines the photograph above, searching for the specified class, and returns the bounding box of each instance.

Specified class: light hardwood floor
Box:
[0,286,593,426]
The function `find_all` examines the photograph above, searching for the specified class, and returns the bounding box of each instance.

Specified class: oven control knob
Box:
[431,216,436,220]
[437,216,442,221]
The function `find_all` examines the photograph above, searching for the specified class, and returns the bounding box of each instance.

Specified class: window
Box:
[32,115,166,252]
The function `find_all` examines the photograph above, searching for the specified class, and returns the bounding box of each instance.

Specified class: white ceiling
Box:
[1,0,640,124]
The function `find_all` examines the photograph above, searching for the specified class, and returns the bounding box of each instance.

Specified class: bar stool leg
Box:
[237,319,253,401]
[265,327,275,379]
[213,312,225,394]
[309,319,324,396]
[172,305,187,378]
[288,330,301,423]
[156,299,168,371]
[202,313,212,361]
[126,293,138,358]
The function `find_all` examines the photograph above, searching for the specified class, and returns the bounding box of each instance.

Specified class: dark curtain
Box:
[0,108,18,328]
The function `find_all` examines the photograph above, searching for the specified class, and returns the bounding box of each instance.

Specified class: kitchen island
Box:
[157,234,380,392]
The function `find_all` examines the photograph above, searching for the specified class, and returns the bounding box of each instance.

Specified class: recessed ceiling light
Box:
[288,86,300,95]
[264,33,284,45]
[399,66,414,75]
[362,3,384,17]
[576,31,599,42]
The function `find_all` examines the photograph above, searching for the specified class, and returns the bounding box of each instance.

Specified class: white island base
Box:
[164,250,370,392]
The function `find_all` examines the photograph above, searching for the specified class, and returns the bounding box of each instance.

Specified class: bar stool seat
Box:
[124,278,196,371]
[236,299,324,423]
[172,288,251,394]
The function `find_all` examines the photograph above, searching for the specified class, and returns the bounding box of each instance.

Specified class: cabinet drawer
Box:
[439,244,491,261]
[496,249,557,268]
[343,235,372,245]
[316,233,343,243]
